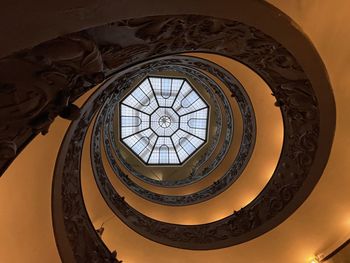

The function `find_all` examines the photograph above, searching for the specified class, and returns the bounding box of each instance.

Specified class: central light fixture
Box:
[158,115,171,128]
[150,107,179,136]
[119,76,209,165]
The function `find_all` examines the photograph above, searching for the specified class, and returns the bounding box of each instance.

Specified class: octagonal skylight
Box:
[119,76,209,165]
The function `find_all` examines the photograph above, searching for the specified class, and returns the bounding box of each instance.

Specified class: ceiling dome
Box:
[120,76,209,165]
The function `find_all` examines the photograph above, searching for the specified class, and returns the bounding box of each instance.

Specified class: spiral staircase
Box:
[1,1,350,263]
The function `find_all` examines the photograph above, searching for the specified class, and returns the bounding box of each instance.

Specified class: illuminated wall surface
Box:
[0,1,350,263]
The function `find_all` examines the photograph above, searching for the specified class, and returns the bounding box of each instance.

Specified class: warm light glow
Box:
[309,257,320,263]
[346,215,350,226]
[241,194,256,207]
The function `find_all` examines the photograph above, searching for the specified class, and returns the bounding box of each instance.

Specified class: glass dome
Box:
[120,76,209,165]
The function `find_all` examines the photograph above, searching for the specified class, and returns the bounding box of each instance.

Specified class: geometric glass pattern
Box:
[120,76,209,165]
